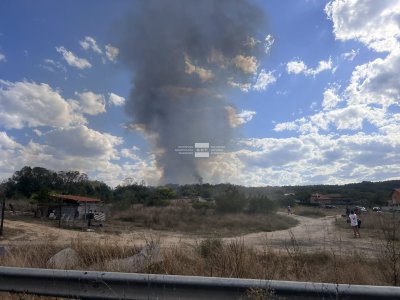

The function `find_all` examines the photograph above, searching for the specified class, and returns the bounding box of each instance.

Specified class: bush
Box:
[215,187,247,213]
[192,200,215,211]
[198,238,223,258]
[248,196,276,214]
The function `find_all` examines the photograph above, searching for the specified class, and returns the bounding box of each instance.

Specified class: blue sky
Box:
[0,0,399,187]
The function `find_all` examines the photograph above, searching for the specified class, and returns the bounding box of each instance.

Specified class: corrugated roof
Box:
[53,194,101,203]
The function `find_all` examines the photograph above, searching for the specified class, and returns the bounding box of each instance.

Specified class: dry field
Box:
[0,204,399,299]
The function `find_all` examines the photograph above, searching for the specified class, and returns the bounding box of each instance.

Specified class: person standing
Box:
[349,210,360,238]
[287,205,291,214]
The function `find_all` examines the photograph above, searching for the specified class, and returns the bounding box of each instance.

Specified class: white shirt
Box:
[349,213,358,226]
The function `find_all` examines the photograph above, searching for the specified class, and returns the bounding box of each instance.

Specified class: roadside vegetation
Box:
[114,202,298,236]
[1,166,400,299]
[0,231,398,298]
[291,206,327,218]
[2,166,399,210]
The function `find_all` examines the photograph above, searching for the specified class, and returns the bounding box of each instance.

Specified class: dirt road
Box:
[1,213,380,255]
[225,213,380,255]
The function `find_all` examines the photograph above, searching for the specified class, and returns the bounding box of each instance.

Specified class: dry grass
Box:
[2,206,400,299]
[0,231,397,299]
[113,203,298,237]
[335,211,400,239]
[292,206,327,218]
[0,237,390,285]
[0,240,140,270]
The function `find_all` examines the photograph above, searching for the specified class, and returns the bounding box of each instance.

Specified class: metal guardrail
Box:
[0,267,400,299]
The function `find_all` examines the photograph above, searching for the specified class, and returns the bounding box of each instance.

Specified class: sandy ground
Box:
[1,213,380,255]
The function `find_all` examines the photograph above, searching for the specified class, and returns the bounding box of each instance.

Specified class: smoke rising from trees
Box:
[119,0,266,184]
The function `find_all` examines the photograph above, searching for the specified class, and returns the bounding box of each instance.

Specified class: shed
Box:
[36,194,106,227]
[389,189,400,206]
[309,193,350,205]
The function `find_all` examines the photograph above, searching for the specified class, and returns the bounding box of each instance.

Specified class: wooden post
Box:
[58,205,61,228]
[84,201,87,229]
[0,197,5,236]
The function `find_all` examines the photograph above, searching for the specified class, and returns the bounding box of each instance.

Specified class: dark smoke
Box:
[119,0,266,184]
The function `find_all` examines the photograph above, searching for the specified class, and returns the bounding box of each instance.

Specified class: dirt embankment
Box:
[1,213,380,255]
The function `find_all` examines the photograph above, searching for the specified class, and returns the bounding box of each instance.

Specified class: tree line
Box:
[1,166,399,209]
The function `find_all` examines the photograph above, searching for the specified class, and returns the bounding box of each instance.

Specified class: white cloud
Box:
[287,57,332,76]
[274,122,298,132]
[325,0,400,52]
[341,49,359,61]
[75,91,106,115]
[345,49,400,108]
[227,78,252,92]
[80,36,102,54]
[238,137,309,168]
[322,87,342,110]
[228,69,276,93]
[0,132,23,180]
[56,46,92,69]
[105,44,119,62]
[286,60,307,74]
[0,131,21,150]
[114,154,162,187]
[108,93,126,106]
[0,126,131,187]
[234,55,258,74]
[236,110,257,126]
[201,130,400,186]
[253,69,276,91]
[45,125,122,158]
[0,124,163,188]
[0,80,85,129]
[226,106,256,127]
[42,59,67,74]
[276,104,388,133]
[33,129,43,136]
[184,55,214,82]
[264,34,275,54]
[180,0,400,186]
[120,146,141,160]
[0,52,6,62]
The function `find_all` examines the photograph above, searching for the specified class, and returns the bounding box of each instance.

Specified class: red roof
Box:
[53,194,101,203]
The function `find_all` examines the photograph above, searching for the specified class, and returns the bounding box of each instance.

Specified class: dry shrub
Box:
[0,243,61,269]
[0,293,68,300]
[115,203,298,236]
[1,226,399,300]
[71,238,141,267]
[198,238,223,258]
[0,238,141,270]
[154,237,388,286]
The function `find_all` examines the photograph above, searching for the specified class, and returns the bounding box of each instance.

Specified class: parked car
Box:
[355,206,367,212]
[323,205,336,209]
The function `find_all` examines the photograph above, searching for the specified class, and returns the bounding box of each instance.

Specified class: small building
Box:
[309,193,350,205]
[37,194,106,227]
[389,188,400,206]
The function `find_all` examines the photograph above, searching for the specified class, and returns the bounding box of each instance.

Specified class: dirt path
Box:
[1,213,380,255]
[224,213,380,255]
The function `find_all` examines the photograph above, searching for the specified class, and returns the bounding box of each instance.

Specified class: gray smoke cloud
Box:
[119,0,266,184]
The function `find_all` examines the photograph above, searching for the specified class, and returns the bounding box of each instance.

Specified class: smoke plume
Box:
[119,0,266,184]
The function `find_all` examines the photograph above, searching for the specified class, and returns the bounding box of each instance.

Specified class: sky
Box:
[0,0,399,187]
